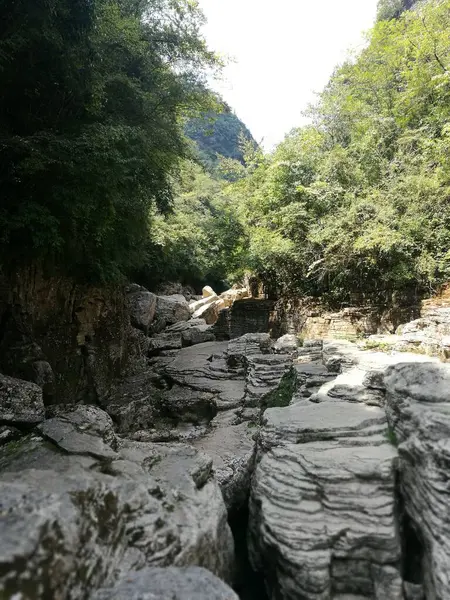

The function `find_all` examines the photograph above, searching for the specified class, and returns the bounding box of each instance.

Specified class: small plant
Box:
[364,340,395,352]
[385,426,398,447]
[262,368,297,410]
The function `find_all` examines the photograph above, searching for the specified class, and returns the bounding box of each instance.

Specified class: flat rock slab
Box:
[261,401,388,448]
[249,436,401,600]
[92,566,239,600]
[193,421,257,512]
[384,361,450,599]
[248,341,403,600]
[165,342,246,407]
[0,407,234,599]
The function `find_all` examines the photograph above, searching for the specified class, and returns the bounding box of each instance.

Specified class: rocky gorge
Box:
[1,281,450,600]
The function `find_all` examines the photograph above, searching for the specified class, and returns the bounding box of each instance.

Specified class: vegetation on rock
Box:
[185,104,257,171]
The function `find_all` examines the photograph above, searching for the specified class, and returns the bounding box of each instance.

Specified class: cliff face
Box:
[0,268,145,406]
[377,0,421,20]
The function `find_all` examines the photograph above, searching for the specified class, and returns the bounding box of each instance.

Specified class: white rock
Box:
[202,286,216,298]
[190,294,218,315]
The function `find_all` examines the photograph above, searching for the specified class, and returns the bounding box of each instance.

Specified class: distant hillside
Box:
[185,105,257,168]
[377,0,420,20]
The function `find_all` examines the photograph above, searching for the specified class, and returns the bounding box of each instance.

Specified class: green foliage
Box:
[139,160,248,290]
[385,426,399,446]
[227,0,450,304]
[262,368,297,410]
[0,0,217,281]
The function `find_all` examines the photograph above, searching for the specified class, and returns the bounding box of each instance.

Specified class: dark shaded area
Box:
[229,299,275,340]
[229,505,268,600]
[401,510,425,585]
[396,472,425,586]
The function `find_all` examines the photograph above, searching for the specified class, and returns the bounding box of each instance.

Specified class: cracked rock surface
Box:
[385,361,450,600]
[0,405,234,599]
[93,566,239,600]
[248,340,444,600]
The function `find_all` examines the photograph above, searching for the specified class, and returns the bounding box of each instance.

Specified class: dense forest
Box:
[0,0,219,281]
[1,0,450,306]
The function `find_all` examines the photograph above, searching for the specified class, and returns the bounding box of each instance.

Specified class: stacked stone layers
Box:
[249,399,402,600]
[246,340,428,600]
[385,362,450,600]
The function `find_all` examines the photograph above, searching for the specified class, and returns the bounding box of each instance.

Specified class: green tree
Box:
[0,0,218,281]
[229,0,450,304]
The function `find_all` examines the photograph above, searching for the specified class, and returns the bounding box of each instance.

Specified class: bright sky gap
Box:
[198,0,379,149]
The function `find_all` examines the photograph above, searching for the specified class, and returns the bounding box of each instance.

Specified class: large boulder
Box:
[192,299,225,325]
[165,319,216,347]
[273,334,301,355]
[242,355,295,422]
[202,286,216,298]
[248,368,402,599]
[163,342,246,412]
[93,566,239,600]
[0,373,45,425]
[220,288,249,308]
[226,333,272,368]
[182,324,216,347]
[148,332,183,355]
[0,407,234,599]
[190,294,218,315]
[127,287,157,332]
[154,295,190,327]
[193,418,257,514]
[384,361,450,600]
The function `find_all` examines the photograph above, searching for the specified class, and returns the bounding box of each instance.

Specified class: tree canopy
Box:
[0,0,218,281]
[3,0,449,306]
[221,0,450,304]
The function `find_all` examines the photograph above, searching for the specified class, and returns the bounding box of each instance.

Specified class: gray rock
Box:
[0,372,45,424]
[190,294,219,315]
[226,333,272,369]
[193,420,256,513]
[0,425,22,446]
[160,384,217,425]
[166,318,208,332]
[244,354,295,418]
[155,295,190,326]
[384,361,450,600]
[0,408,234,599]
[107,373,217,439]
[273,334,300,354]
[404,581,425,600]
[37,405,119,459]
[182,324,216,346]
[105,370,165,435]
[192,300,223,325]
[148,332,182,355]
[92,566,239,600]
[249,352,402,599]
[128,288,157,332]
[291,362,335,404]
[164,342,246,411]
[30,359,54,390]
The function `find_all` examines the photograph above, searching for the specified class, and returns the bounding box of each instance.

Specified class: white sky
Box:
[198,0,379,149]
